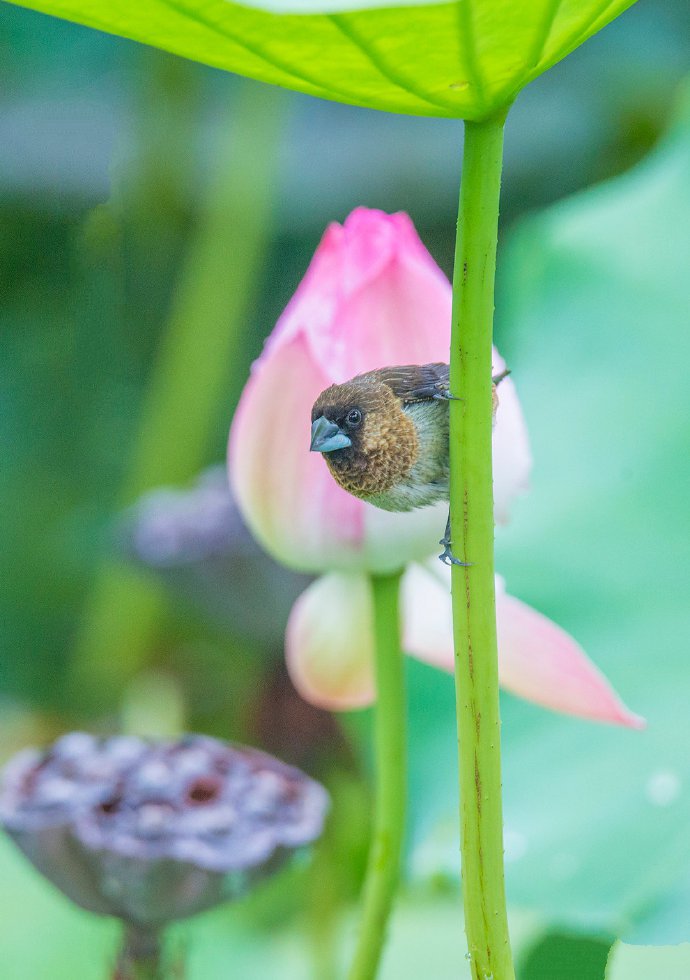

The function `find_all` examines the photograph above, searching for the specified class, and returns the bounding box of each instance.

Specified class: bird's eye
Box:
[346,409,362,428]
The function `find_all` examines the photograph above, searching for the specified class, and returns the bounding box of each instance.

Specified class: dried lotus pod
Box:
[120,466,310,644]
[0,732,329,930]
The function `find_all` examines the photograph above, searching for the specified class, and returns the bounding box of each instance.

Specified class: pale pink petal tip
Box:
[403,563,644,729]
[285,573,375,712]
[495,583,645,729]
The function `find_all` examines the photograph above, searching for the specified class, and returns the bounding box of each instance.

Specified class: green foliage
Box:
[69,80,283,705]
[1,2,688,972]
[404,88,690,941]
[0,819,544,980]
[0,836,118,980]
[6,0,637,119]
[521,933,611,980]
[606,941,690,978]
[179,895,478,979]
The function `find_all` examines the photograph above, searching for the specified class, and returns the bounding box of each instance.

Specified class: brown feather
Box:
[311,362,509,510]
[355,363,450,403]
[312,375,419,498]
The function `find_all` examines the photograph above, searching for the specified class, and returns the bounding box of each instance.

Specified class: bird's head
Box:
[310,373,418,499]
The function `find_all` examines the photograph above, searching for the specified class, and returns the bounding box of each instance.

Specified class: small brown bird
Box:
[310,362,508,565]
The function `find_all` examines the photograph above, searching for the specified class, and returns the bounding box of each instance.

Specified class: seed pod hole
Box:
[99,796,122,815]
[186,776,222,805]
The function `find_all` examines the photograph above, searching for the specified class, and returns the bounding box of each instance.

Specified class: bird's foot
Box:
[438,538,472,567]
[433,390,462,401]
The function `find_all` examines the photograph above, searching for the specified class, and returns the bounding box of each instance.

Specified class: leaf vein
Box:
[328,13,460,113]
[454,0,487,116]
[490,0,636,112]
[163,0,384,107]
[526,0,562,71]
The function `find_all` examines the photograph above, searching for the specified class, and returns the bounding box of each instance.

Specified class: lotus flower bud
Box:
[229,207,531,574]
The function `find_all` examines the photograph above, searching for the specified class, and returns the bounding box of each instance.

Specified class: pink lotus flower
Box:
[229,207,530,575]
[285,563,644,728]
[229,207,642,727]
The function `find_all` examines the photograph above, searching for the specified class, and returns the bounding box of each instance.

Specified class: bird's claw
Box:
[438,539,472,567]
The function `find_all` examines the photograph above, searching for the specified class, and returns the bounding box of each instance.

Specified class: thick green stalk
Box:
[115,925,162,980]
[115,954,160,980]
[70,82,284,702]
[449,115,514,980]
[348,571,406,980]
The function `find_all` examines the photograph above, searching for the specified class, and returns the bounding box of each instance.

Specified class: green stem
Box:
[115,925,163,980]
[70,81,285,704]
[449,114,514,980]
[348,571,406,980]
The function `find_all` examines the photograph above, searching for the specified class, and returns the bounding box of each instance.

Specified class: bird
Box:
[309,362,509,566]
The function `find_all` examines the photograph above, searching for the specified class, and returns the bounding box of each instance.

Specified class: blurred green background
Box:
[1,0,689,976]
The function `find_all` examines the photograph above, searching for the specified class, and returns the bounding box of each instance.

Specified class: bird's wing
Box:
[374,362,451,403]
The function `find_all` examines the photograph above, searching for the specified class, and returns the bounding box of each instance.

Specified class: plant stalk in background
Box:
[71,82,284,705]
[348,571,406,980]
[115,926,162,980]
[449,114,514,979]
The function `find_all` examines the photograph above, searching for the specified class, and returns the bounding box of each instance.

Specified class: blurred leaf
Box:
[0,825,544,979]
[6,0,638,119]
[405,84,690,941]
[606,941,690,979]
[69,80,284,707]
[0,836,118,980]
[181,891,542,978]
[521,932,611,980]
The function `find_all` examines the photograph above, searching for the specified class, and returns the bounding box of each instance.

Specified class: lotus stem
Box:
[449,112,515,980]
[348,570,406,980]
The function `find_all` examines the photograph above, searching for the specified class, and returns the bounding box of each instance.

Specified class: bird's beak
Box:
[310,416,352,453]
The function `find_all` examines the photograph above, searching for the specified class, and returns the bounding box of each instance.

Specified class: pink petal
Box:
[229,207,532,574]
[229,333,366,573]
[229,325,449,575]
[361,500,450,575]
[401,562,456,672]
[403,564,644,728]
[285,573,375,711]
[491,349,532,525]
[270,208,453,381]
[494,578,645,728]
